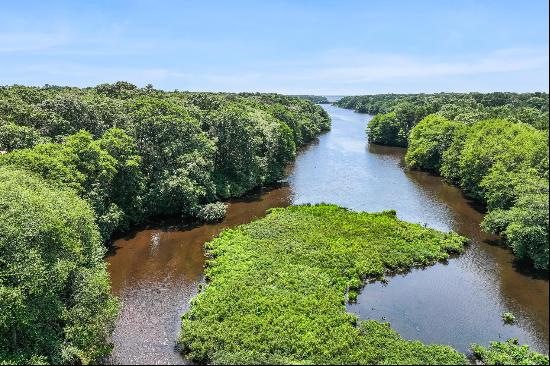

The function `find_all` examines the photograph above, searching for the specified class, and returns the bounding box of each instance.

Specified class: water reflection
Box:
[107,186,292,364]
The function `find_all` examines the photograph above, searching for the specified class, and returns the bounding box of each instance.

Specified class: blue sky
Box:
[1,0,548,94]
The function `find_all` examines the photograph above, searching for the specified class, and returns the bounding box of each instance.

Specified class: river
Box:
[106,104,548,364]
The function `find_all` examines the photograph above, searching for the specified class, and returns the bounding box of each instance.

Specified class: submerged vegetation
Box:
[0,83,330,364]
[179,204,468,365]
[337,93,549,270]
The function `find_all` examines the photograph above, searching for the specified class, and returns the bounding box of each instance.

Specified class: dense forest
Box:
[292,95,330,104]
[0,82,330,364]
[336,93,549,270]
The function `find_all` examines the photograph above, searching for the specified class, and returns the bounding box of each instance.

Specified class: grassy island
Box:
[179,204,468,365]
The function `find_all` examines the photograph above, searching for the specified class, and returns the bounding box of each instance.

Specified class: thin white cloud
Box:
[0,32,70,52]
[278,48,549,83]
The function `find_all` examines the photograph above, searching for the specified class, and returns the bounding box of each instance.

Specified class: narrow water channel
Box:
[106,104,548,364]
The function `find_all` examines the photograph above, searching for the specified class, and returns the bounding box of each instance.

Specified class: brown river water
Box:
[106,104,548,364]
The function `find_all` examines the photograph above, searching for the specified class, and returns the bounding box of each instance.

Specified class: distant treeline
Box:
[337,93,549,270]
[293,95,330,104]
[0,82,330,364]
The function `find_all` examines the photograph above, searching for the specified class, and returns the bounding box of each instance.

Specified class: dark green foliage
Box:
[338,92,548,132]
[0,167,118,365]
[0,83,329,234]
[471,339,549,365]
[0,122,42,152]
[127,97,216,216]
[292,95,330,104]
[179,204,468,365]
[97,128,145,230]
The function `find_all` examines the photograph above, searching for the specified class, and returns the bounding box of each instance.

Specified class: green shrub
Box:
[197,202,227,223]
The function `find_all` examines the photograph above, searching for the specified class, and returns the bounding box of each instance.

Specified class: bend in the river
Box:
[106,104,549,364]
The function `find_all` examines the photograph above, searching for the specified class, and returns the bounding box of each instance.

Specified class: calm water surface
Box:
[107,104,548,364]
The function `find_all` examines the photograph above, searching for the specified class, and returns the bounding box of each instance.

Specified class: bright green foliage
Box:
[0,167,118,365]
[454,119,547,201]
[446,120,549,269]
[482,175,549,269]
[405,115,466,172]
[0,141,85,191]
[501,312,516,324]
[367,112,408,146]
[419,118,549,269]
[366,102,431,147]
[0,130,139,240]
[439,124,472,184]
[471,339,549,365]
[179,204,468,365]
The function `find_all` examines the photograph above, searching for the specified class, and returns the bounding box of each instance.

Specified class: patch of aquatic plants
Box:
[471,339,549,365]
[501,312,516,325]
[179,204,468,364]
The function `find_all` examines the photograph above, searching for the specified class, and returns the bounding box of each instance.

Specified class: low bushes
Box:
[471,339,549,365]
[197,202,227,223]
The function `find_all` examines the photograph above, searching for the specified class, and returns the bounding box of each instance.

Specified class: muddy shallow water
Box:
[107,104,548,364]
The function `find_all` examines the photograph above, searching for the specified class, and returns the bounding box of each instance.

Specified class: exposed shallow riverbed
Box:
[107,104,548,364]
